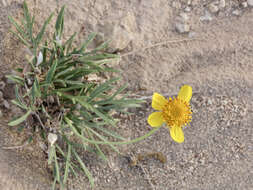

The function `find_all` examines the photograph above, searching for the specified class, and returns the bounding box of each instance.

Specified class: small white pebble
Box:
[48,133,58,146]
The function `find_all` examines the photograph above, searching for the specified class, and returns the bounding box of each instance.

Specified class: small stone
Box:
[0,81,5,90]
[48,133,58,146]
[185,6,191,12]
[175,23,190,33]
[3,100,10,109]
[200,10,213,21]
[188,31,196,38]
[0,109,2,117]
[172,1,182,9]
[247,0,253,6]
[219,0,226,8]
[242,2,248,8]
[208,3,219,13]
[232,9,241,16]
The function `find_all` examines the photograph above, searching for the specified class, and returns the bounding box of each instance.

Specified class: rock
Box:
[232,9,241,16]
[175,13,190,34]
[172,1,181,9]
[48,133,57,146]
[95,12,136,53]
[200,10,213,21]
[208,3,219,13]
[184,6,191,12]
[0,109,2,117]
[219,0,226,9]
[3,100,10,109]
[175,23,190,33]
[242,2,248,8]
[0,81,5,90]
[247,0,253,6]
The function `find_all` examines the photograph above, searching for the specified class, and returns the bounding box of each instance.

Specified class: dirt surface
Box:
[0,0,253,190]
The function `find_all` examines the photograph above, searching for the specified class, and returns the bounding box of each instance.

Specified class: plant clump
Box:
[7,2,142,189]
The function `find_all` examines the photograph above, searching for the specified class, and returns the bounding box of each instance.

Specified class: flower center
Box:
[162,97,192,127]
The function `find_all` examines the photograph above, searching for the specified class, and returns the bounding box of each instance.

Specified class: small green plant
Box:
[7,1,162,189]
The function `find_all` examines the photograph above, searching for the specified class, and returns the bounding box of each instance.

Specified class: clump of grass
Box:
[7,1,148,189]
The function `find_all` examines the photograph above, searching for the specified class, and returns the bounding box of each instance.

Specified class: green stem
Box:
[65,116,160,145]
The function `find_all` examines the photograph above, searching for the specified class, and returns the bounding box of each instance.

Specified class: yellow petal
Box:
[147,112,164,127]
[152,93,168,111]
[177,85,192,103]
[169,125,184,143]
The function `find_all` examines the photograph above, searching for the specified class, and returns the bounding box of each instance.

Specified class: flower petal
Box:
[177,85,192,103]
[147,112,164,127]
[169,125,184,143]
[152,93,168,111]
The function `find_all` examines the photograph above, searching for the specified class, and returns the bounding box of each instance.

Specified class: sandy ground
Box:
[0,0,253,189]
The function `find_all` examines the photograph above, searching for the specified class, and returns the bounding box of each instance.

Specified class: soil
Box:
[0,0,253,190]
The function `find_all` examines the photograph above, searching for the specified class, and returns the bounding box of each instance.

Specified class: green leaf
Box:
[86,127,119,154]
[79,32,96,53]
[6,75,25,85]
[55,6,65,38]
[8,110,32,126]
[87,129,108,161]
[23,1,33,39]
[54,148,61,183]
[46,60,58,84]
[9,30,30,47]
[8,16,27,38]
[63,144,72,184]
[72,148,94,187]
[88,77,120,102]
[35,13,54,49]
[64,32,77,54]
[31,77,41,102]
[48,145,55,165]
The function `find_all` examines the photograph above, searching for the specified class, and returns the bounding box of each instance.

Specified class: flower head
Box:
[147,85,192,143]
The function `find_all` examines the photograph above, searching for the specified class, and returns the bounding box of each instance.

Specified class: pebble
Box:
[0,109,2,117]
[0,81,5,90]
[175,13,190,34]
[184,6,191,12]
[175,23,190,33]
[232,9,241,16]
[48,133,58,146]
[247,0,253,6]
[242,2,248,8]
[208,3,219,13]
[219,0,226,9]
[172,1,182,9]
[200,10,213,21]
[3,100,10,109]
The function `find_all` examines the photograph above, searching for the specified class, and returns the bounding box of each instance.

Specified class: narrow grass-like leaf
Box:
[48,145,55,165]
[8,16,27,38]
[86,127,119,153]
[54,149,61,183]
[72,148,94,187]
[55,6,65,37]
[88,77,120,102]
[6,75,25,86]
[23,1,32,39]
[35,13,54,49]
[9,30,30,47]
[65,32,77,54]
[46,60,58,83]
[79,32,96,53]
[8,109,32,126]
[63,144,71,184]
[91,125,125,141]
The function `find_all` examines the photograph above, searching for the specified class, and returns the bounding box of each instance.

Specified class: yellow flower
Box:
[147,85,192,143]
